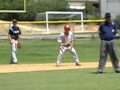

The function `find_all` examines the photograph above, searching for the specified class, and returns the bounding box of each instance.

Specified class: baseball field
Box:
[0,39,120,90]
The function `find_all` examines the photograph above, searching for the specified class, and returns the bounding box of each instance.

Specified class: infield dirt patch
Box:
[0,62,112,73]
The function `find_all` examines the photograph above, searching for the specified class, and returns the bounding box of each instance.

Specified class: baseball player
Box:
[97,13,120,73]
[8,19,21,64]
[56,24,81,66]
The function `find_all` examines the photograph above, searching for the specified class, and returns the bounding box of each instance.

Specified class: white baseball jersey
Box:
[57,31,74,43]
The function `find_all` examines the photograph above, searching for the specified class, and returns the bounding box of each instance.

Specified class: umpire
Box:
[97,12,120,73]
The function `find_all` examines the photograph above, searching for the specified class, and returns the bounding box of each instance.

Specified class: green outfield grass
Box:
[0,68,120,90]
[0,39,120,90]
[0,39,120,64]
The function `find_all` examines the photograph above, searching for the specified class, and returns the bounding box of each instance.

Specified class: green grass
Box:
[0,68,120,90]
[0,39,120,90]
[0,39,120,64]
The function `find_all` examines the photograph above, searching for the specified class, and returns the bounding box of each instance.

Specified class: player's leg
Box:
[109,40,120,73]
[68,47,81,66]
[97,40,108,73]
[56,46,66,66]
[10,40,18,64]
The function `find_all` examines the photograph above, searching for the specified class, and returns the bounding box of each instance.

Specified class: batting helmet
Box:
[64,24,70,31]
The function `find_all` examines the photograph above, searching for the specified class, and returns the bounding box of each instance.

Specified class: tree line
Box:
[0,0,68,21]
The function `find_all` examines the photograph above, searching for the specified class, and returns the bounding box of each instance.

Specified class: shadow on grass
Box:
[90,71,106,74]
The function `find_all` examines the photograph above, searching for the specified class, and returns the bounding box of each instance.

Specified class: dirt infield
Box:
[0,62,112,73]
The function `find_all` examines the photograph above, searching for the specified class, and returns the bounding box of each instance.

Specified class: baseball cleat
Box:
[56,63,60,67]
[96,71,103,74]
[115,71,120,73]
[10,62,18,64]
[76,63,81,66]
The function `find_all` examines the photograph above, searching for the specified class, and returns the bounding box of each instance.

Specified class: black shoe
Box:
[76,63,82,66]
[115,71,120,73]
[10,62,18,64]
[96,71,103,74]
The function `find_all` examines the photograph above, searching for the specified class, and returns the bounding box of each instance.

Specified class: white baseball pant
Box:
[56,46,80,64]
[10,39,18,63]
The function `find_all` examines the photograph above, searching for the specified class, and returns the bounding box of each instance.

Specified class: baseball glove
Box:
[17,42,22,49]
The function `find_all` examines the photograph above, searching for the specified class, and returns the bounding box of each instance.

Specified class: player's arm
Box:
[58,35,65,49]
[98,24,103,39]
[17,29,22,48]
[8,29,13,44]
[63,40,72,46]
[8,34,12,44]
[68,32,74,47]
[59,42,64,46]
[18,28,21,42]
[18,34,21,42]
[57,42,64,50]
[113,22,118,35]
[70,41,73,47]
[17,34,21,48]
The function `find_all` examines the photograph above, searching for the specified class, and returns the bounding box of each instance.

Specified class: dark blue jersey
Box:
[99,22,117,41]
[9,26,21,40]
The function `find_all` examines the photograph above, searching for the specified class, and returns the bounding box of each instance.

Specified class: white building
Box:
[66,0,99,18]
[100,0,120,19]
[66,0,120,19]
[66,0,98,10]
